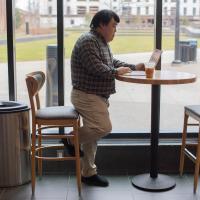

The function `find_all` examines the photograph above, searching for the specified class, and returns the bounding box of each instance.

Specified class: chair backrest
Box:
[26,71,45,119]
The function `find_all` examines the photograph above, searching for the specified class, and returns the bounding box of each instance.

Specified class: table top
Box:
[116,70,197,85]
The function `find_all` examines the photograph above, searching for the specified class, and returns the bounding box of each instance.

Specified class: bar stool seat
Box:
[184,105,200,119]
[36,106,78,119]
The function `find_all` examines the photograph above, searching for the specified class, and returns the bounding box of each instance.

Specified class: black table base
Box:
[116,74,196,192]
[132,174,176,192]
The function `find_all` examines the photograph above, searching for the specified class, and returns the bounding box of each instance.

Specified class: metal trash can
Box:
[0,101,31,187]
[46,44,58,106]
[179,41,190,62]
[188,39,197,62]
[46,44,65,106]
[179,40,197,62]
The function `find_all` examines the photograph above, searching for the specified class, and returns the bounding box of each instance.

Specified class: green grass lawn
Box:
[111,35,175,54]
[0,31,198,62]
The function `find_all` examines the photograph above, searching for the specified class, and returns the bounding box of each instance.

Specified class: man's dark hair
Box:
[90,9,120,29]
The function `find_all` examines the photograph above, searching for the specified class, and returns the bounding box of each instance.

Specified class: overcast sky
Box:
[16,0,28,10]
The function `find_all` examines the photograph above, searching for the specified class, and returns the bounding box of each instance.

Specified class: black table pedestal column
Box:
[132,85,176,191]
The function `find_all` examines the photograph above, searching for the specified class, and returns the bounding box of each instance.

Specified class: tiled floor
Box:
[1,174,200,200]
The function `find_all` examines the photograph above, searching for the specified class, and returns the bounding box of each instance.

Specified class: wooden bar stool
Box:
[26,71,81,195]
[180,105,200,193]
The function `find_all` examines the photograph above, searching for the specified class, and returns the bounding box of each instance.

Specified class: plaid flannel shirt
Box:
[71,29,136,98]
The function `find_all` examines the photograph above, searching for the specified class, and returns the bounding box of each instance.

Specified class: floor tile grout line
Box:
[2,174,200,199]
[66,172,73,200]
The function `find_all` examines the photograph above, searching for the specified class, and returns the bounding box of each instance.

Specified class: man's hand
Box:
[116,67,132,75]
[135,63,145,71]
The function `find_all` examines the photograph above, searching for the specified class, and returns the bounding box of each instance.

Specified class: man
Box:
[65,9,144,187]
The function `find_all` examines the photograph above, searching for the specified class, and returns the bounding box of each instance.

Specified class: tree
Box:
[15,8,22,29]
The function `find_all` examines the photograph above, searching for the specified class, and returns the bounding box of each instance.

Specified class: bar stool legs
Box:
[180,109,200,193]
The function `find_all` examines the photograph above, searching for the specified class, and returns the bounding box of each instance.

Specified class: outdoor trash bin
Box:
[0,101,31,187]
[46,44,65,106]
[179,40,197,62]
[188,39,197,62]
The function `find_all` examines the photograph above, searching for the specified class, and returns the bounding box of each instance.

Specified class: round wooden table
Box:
[116,70,196,192]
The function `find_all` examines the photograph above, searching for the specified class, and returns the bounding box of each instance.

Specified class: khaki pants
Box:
[71,89,112,177]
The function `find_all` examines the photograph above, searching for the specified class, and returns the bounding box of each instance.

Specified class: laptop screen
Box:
[148,49,162,67]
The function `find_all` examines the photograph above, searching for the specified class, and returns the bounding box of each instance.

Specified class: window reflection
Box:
[2,0,198,132]
[15,0,57,105]
[0,0,8,100]
[161,0,200,132]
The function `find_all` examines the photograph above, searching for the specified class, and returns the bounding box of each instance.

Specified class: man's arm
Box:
[113,58,145,71]
[113,58,136,70]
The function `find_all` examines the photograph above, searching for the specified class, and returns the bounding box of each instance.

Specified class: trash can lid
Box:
[188,39,198,45]
[0,101,29,113]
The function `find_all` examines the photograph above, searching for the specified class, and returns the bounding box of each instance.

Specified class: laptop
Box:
[124,49,162,76]
[148,49,162,67]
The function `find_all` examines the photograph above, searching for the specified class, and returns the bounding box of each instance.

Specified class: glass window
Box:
[122,6,132,16]
[0,0,8,100]
[48,6,52,15]
[66,6,71,15]
[137,7,141,15]
[164,7,168,16]
[146,7,149,15]
[184,7,187,15]
[113,6,117,11]
[171,7,176,16]
[161,0,200,132]
[89,6,99,14]
[3,0,200,134]
[15,0,57,105]
[63,0,154,132]
[70,19,74,25]
[77,6,87,15]
[193,7,196,15]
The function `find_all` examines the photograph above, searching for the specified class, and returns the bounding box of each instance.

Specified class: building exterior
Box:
[0,0,200,33]
[39,0,106,28]
[0,0,6,33]
[1,0,200,32]
[38,0,200,28]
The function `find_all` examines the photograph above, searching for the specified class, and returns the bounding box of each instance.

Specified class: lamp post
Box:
[172,0,181,64]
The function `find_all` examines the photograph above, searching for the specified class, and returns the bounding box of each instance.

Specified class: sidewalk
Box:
[0,50,199,132]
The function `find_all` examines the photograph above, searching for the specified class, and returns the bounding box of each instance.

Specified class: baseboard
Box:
[40,139,195,175]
